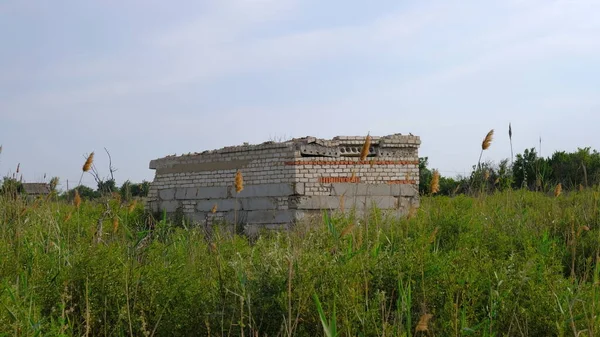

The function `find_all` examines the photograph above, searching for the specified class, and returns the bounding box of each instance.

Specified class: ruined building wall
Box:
[147,134,420,232]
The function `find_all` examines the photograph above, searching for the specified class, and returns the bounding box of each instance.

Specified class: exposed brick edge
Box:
[319,177,362,183]
[284,160,419,166]
[387,180,417,185]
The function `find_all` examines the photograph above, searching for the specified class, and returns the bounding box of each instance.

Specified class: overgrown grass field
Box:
[1,190,600,336]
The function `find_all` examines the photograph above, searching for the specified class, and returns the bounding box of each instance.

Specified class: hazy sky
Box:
[1,0,599,190]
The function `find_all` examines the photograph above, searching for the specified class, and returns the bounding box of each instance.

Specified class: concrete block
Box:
[240,197,278,210]
[294,182,305,195]
[175,188,188,199]
[159,200,180,212]
[400,185,418,197]
[330,183,391,197]
[232,183,295,198]
[291,195,398,210]
[196,199,239,212]
[390,184,418,197]
[148,201,159,213]
[365,196,398,209]
[186,212,208,224]
[290,196,343,210]
[195,186,228,199]
[159,188,176,200]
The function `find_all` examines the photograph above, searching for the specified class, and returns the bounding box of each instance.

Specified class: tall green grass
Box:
[1,189,600,336]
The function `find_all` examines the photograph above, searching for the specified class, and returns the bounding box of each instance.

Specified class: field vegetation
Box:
[1,130,600,336]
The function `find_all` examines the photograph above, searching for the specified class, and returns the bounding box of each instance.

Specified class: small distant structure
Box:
[22,183,51,198]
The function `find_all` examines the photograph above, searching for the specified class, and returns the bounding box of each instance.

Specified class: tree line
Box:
[420,146,600,196]
[0,177,150,202]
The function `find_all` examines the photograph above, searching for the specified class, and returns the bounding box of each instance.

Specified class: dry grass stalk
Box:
[235,170,244,193]
[577,225,590,237]
[484,170,490,181]
[340,223,355,237]
[339,193,345,213]
[360,133,371,161]
[74,190,81,209]
[452,184,461,196]
[429,227,440,244]
[16,163,20,174]
[369,159,375,168]
[579,184,584,192]
[82,152,94,172]
[415,313,433,333]
[112,216,119,233]
[64,212,72,222]
[407,205,418,219]
[430,170,440,194]
[554,183,562,197]
[0,145,2,155]
[211,204,218,213]
[209,242,217,253]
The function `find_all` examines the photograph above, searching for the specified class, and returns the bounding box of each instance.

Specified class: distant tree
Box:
[119,180,150,201]
[419,157,433,195]
[49,177,59,192]
[120,180,133,202]
[0,177,23,199]
[66,185,99,200]
[439,176,462,196]
[547,147,600,189]
[130,180,150,197]
[97,179,116,195]
[512,148,551,190]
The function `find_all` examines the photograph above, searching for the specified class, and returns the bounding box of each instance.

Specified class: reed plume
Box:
[234,170,244,193]
[477,129,494,169]
[340,223,355,237]
[128,200,137,213]
[83,152,94,172]
[508,123,514,165]
[429,227,440,244]
[554,183,562,197]
[16,163,20,174]
[74,189,81,209]
[415,314,433,333]
[78,151,95,186]
[430,169,440,194]
[360,133,371,161]
[112,216,119,233]
[338,193,345,213]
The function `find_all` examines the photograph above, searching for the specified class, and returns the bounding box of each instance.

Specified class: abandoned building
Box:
[22,183,51,198]
[147,133,421,233]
